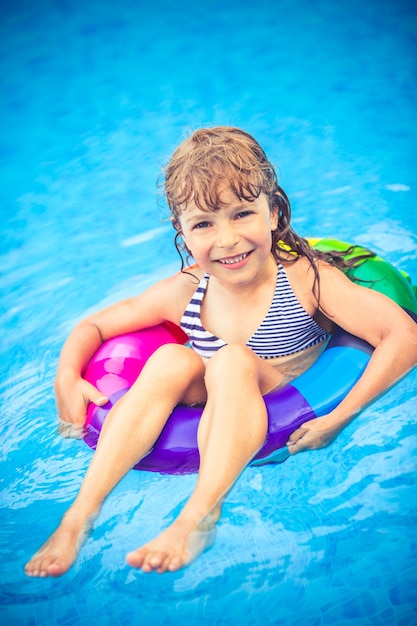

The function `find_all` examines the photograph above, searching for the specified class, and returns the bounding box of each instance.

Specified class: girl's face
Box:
[179,187,278,285]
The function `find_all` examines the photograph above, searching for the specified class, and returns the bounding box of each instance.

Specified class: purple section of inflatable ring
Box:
[83,320,386,474]
[84,383,314,474]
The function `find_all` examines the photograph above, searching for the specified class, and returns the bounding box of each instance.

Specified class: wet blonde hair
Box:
[165,126,277,217]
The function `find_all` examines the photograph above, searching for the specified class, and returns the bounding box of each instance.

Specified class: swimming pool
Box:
[1,0,416,624]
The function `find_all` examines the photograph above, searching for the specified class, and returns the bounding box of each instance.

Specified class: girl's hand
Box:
[55,373,108,439]
[286,415,343,455]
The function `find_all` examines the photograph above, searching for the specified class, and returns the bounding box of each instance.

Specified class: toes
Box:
[127,548,182,574]
[25,562,48,578]
[143,552,185,574]
[167,556,183,572]
[47,562,68,578]
[154,553,176,574]
[126,549,145,569]
[24,556,43,577]
[143,550,169,573]
[25,553,71,579]
[148,551,166,569]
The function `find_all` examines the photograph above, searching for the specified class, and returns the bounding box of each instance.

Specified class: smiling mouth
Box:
[217,252,250,265]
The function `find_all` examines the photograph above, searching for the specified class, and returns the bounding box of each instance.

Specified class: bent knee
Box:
[147,343,204,375]
[205,344,258,380]
[210,344,257,365]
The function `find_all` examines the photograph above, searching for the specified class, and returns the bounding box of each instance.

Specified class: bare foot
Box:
[126,516,217,574]
[24,514,92,578]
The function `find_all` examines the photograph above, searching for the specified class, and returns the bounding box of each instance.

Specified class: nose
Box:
[215,222,240,249]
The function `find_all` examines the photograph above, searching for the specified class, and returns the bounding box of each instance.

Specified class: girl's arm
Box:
[55,272,193,433]
[287,263,417,454]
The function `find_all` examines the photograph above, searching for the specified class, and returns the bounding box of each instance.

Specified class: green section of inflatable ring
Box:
[309,238,417,314]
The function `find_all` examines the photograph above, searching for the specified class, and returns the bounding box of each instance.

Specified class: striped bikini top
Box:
[180,264,328,359]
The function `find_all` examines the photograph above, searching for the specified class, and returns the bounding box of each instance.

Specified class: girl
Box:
[25,127,417,578]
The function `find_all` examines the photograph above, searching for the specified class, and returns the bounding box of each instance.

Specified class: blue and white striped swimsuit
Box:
[180,265,328,359]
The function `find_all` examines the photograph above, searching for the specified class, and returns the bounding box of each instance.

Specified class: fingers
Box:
[57,418,85,439]
[286,421,338,455]
[83,380,108,408]
[56,380,108,438]
[286,427,307,453]
[286,427,306,444]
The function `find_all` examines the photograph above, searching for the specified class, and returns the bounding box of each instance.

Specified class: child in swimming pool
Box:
[25,126,417,578]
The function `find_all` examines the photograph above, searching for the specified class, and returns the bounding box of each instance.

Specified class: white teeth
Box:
[219,253,248,265]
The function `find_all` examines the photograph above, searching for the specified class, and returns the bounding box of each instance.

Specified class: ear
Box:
[183,238,192,256]
[270,206,279,231]
[178,227,189,249]
[175,227,192,256]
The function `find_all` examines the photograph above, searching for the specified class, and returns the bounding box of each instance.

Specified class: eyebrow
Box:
[183,200,251,223]
[182,211,212,224]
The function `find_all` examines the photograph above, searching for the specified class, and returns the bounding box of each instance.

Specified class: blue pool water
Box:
[1,0,417,624]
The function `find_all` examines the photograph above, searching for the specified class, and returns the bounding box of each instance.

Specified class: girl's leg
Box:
[24,344,206,578]
[127,344,284,574]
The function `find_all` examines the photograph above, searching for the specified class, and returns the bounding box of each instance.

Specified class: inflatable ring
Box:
[83,239,417,474]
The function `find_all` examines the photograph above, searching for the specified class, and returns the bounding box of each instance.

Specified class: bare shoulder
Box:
[285,254,347,295]
[137,268,204,323]
[161,266,205,298]
[281,254,319,312]
[314,258,417,343]
[283,254,316,276]
[284,252,417,349]
[88,268,204,338]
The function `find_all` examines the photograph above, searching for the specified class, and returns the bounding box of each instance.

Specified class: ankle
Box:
[61,504,100,532]
[177,501,222,531]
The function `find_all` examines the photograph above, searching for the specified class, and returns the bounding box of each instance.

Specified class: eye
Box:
[193,220,211,230]
[235,210,253,219]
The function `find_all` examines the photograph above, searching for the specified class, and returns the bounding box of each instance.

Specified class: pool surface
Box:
[1,0,416,624]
